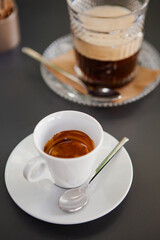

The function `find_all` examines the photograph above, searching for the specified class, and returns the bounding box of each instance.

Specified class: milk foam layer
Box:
[73,6,143,61]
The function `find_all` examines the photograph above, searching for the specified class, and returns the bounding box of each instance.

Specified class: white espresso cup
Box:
[23,110,103,188]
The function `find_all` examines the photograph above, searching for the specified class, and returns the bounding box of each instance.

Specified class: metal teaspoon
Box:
[59,137,129,212]
[22,47,121,100]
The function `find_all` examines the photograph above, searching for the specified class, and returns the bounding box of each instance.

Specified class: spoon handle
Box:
[89,137,129,183]
[21,47,88,95]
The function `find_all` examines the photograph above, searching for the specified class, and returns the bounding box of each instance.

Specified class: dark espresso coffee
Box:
[73,5,143,88]
[75,49,139,88]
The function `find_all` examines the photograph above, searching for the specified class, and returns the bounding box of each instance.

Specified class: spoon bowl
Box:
[59,186,88,212]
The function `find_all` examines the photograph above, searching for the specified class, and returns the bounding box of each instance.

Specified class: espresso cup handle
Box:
[23,156,54,183]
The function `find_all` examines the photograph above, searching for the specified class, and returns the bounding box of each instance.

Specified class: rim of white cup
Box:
[33,110,104,162]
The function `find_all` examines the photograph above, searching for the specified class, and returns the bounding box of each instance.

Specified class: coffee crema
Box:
[44,130,94,158]
[73,5,143,88]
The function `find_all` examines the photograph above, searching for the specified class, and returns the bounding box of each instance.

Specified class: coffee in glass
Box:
[66,0,149,88]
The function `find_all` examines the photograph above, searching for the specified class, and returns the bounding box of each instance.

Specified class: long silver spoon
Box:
[59,137,129,212]
[21,47,121,100]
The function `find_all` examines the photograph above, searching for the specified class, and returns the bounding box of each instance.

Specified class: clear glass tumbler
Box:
[66,0,149,88]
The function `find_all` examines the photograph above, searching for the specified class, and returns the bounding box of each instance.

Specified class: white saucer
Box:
[5,132,133,225]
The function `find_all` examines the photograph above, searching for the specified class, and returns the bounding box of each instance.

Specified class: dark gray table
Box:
[1,0,160,239]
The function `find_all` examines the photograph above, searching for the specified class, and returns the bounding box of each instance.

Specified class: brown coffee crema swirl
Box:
[44,130,94,158]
